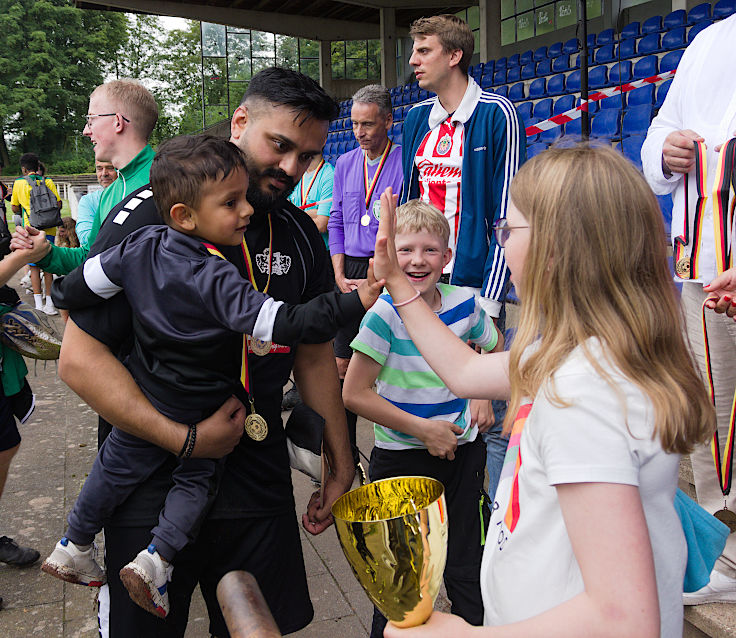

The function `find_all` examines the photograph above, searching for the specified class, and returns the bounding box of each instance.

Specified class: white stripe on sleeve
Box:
[251,298,284,342]
[83,255,123,299]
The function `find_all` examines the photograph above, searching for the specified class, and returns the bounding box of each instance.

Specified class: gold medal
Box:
[245,412,268,441]
[249,336,272,356]
[675,257,691,278]
[360,213,370,227]
[715,507,736,533]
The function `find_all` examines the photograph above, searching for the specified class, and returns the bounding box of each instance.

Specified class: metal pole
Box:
[200,22,206,131]
[579,0,589,140]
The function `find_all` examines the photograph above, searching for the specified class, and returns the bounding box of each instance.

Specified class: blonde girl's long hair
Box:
[505,144,714,454]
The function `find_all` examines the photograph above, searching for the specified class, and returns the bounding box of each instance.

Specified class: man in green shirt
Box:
[11,79,158,272]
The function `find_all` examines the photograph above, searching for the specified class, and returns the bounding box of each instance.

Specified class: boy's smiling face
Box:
[395,229,452,306]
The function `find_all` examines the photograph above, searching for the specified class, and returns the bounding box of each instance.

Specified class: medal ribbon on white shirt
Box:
[674,141,708,279]
[361,140,392,226]
[201,241,268,441]
[712,138,736,276]
[299,159,325,208]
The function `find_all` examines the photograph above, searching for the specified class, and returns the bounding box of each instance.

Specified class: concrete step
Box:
[680,456,736,638]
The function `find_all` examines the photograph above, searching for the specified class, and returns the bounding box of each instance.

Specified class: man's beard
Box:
[245,165,296,215]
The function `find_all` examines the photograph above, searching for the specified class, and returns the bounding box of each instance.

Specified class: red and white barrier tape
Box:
[524,69,676,137]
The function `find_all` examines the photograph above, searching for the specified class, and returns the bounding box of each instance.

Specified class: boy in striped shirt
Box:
[343,199,500,638]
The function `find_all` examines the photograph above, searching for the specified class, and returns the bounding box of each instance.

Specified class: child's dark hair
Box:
[150,135,248,224]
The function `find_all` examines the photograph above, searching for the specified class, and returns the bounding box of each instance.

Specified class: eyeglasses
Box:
[492,219,529,247]
[84,113,130,127]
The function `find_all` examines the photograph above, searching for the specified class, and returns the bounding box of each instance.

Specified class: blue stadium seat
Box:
[516,101,533,122]
[521,63,536,80]
[586,33,596,48]
[494,85,508,98]
[536,59,552,76]
[592,108,621,140]
[621,21,640,39]
[566,70,581,92]
[658,195,673,235]
[664,9,686,30]
[617,38,637,59]
[600,94,626,110]
[639,33,664,54]
[633,55,658,79]
[563,38,580,54]
[595,44,615,64]
[715,0,736,19]
[337,141,347,155]
[528,77,547,99]
[589,65,609,89]
[493,69,506,86]
[507,66,522,83]
[688,20,713,43]
[627,85,655,107]
[574,51,594,68]
[527,142,547,158]
[508,82,526,102]
[519,50,533,66]
[578,97,599,114]
[548,41,563,58]
[540,125,562,144]
[390,123,403,139]
[524,117,540,143]
[660,49,683,73]
[663,27,686,49]
[495,56,507,71]
[642,15,663,34]
[597,28,615,46]
[565,117,584,138]
[655,79,673,108]
[552,55,570,73]
[507,53,520,68]
[622,105,652,137]
[534,46,548,62]
[610,61,633,85]
[553,94,575,115]
[392,107,402,121]
[533,98,553,120]
[480,72,494,89]
[410,88,420,102]
[621,134,645,169]
[547,73,566,96]
[688,2,712,24]
[483,60,494,76]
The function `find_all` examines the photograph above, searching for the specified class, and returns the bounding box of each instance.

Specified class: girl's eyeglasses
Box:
[492,219,529,247]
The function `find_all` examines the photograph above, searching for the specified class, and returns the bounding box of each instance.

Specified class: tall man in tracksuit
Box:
[401,14,525,501]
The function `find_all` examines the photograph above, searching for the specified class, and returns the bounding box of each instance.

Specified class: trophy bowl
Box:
[332,476,447,628]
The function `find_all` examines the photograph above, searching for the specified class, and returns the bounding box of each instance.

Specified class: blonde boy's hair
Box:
[396,199,450,247]
[92,79,159,141]
[505,144,714,455]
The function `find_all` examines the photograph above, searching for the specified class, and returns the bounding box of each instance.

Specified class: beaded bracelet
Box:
[183,423,197,459]
[393,291,421,308]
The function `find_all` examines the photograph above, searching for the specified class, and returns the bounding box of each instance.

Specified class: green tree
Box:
[0,0,126,170]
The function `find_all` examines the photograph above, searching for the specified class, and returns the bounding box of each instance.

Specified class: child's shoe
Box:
[41,537,106,586]
[119,544,173,618]
[43,298,58,316]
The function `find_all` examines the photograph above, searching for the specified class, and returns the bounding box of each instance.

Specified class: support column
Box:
[671,0,687,10]
[380,7,397,88]
[319,40,334,97]
[479,0,502,64]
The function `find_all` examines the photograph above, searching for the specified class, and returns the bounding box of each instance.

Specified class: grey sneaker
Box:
[41,537,105,586]
[0,536,39,566]
[119,545,173,618]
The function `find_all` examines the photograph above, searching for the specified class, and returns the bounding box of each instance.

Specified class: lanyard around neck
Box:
[363,140,392,210]
[674,140,708,280]
[300,159,325,207]
[241,214,273,294]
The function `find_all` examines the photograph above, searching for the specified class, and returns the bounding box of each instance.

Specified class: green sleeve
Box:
[36,243,89,275]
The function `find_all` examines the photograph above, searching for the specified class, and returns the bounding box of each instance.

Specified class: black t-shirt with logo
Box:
[66,185,333,525]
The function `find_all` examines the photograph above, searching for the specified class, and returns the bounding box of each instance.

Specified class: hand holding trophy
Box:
[332,476,448,628]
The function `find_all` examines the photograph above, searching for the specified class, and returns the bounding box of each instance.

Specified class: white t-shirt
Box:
[481,340,685,638]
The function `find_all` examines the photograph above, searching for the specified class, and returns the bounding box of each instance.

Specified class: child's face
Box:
[504,201,530,289]
[188,167,254,246]
[395,229,452,303]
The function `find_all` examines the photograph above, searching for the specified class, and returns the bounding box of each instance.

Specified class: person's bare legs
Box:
[42,270,57,315]
[0,444,19,498]
[30,265,43,310]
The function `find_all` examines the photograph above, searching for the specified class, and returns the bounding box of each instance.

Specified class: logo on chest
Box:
[256,249,292,275]
[436,132,453,156]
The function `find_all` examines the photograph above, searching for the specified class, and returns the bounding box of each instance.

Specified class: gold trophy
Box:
[332,476,448,628]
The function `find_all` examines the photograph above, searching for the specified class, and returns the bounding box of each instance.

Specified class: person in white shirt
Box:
[641,13,736,604]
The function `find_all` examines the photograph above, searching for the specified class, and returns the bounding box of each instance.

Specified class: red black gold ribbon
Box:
[363,140,392,210]
[300,159,325,208]
[712,138,736,276]
[674,140,708,279]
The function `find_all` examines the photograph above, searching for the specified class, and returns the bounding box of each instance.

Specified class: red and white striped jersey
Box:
[415,117,464,273]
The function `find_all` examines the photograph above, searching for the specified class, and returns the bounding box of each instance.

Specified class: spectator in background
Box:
[10,153,62,315]
[288,153,333,251]
[54,218,79,323]
[76,161,117,248]
[328,84,403,476]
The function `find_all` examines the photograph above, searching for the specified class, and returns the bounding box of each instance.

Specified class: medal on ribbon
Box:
[242,216,273,356]
[362,140,392,229]
[674,140,707,280]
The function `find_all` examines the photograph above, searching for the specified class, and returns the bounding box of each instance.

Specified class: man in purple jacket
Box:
[327,84,403,467]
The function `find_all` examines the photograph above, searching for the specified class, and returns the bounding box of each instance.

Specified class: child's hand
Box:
[357,258,386,310]
[421,419,463,460]
[470,399,495,433]
[704,268,736,320]
[383,611,472,638]
[11,226,50,262]
[373,188,402,285]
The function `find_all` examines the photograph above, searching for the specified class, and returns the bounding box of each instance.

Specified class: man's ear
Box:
[231,105,248,142]
[170,203,196,231]
[442,247,453,269]
[448,49,463,70]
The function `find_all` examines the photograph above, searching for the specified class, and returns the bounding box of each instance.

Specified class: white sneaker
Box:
[119,545,173,618]
[43,300,58,316]
[19,273,31,288]
[41,537,106,586]
[683,569,736,605]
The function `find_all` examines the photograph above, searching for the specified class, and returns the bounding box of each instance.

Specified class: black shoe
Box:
[281,386,301,411]
[0,536,40,566]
